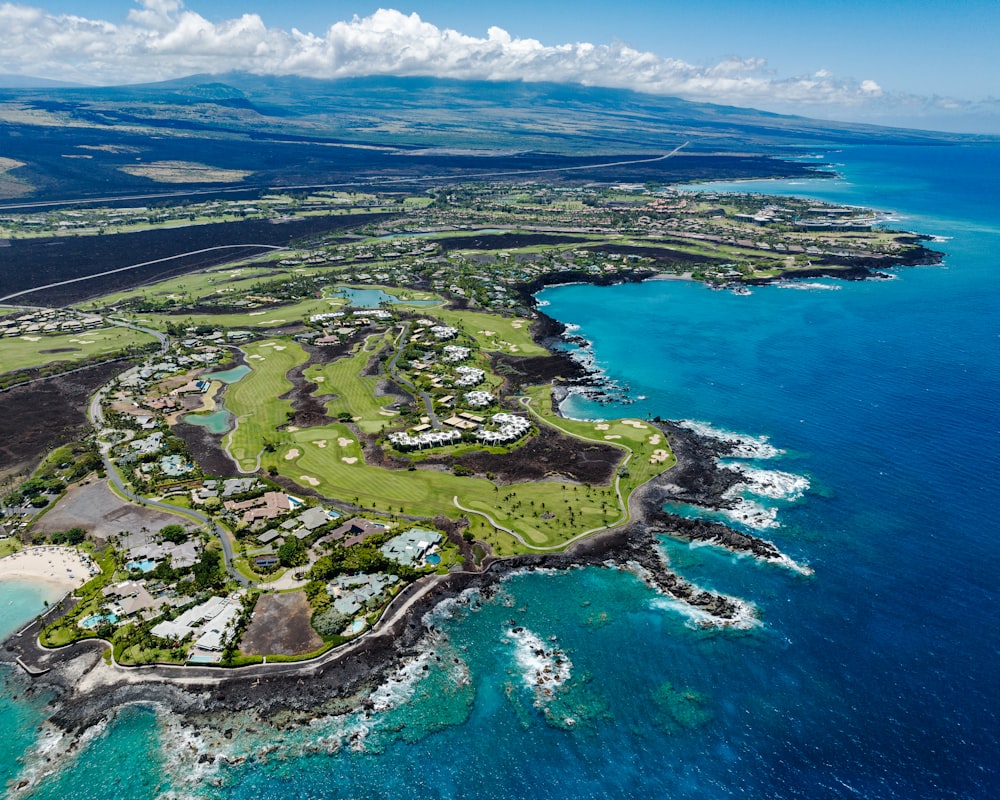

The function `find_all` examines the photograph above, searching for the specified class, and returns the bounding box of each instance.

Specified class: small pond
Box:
[204,364,251,384]
[338,288,439,308]
[183,409,233,435]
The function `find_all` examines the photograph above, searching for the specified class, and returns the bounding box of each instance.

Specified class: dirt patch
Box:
[0,360,132,478]
[31,479,188,541]
[239,592,323,657]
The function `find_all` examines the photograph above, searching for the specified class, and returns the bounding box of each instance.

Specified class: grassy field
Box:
[224,340,309,471]
[0,326,157,374]
[429,308,548,356]
[304,331,399,434]
[133,296,347,332]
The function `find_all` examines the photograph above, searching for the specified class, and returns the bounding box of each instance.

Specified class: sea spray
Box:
[675,420,784,460]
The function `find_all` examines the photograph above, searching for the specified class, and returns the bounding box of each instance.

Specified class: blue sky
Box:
[2,1,997,132]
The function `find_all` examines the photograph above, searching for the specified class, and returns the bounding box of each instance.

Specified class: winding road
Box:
[85,318,249,586]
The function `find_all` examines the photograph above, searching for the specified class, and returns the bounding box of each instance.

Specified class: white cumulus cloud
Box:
[0,1,987,128]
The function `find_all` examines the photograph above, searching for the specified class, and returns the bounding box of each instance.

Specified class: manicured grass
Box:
[224,340,309,471]
[428,308,548,356]
[521,383,677,490]
[135,296,347,332]
[0,326,157,374]
[0,539,20,558]
[78,262,287,309]
[305,332,399,434]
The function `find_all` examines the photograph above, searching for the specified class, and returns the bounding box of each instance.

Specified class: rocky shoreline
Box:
[0,274,815,754]
[0,413,800,748]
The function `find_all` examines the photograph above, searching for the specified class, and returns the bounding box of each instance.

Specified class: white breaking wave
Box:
[728,466,810,501]
[369,649,437,713]
[775,281,842,291]
[649,594,760,630]
[676,419,783,459]
[507,627,572,706]
[717,496,781,530]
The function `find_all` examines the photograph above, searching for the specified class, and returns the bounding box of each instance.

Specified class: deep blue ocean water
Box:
[2,143,998,799]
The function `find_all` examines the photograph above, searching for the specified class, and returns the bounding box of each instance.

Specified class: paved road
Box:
[0,245,288,304]
[386,322,443,428]
[84,320,250,586]
[0,145,690,214]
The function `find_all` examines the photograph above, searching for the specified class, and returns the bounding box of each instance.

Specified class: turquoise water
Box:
[0,579,63,641]
[2,144,998,798]
[0,579,64,790]
[79,612,119,629]
[338,287,440,307]
[184,409,234,434]
[205,365,251,384]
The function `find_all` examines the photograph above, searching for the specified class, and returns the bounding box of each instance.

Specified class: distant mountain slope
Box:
[0,74,88,89]
[2,73,986,154]
[0,74,992,204]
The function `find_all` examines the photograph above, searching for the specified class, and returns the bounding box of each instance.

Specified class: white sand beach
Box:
[0,546,97,591]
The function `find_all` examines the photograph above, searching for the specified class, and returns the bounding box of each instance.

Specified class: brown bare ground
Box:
[31,479,189,541]
[239,591,323,657]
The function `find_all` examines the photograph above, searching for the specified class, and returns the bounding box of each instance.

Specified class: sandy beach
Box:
[0,546,97,591]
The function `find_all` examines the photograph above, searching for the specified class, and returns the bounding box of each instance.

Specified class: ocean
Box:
[2,143,998,799]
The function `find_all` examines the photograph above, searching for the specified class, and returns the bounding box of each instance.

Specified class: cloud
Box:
[0,1,989,128]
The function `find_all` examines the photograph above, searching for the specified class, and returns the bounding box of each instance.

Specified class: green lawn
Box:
[224,340,309,471]
[305,332,400,434]
[428,308,548,356]
[0,326,157,374]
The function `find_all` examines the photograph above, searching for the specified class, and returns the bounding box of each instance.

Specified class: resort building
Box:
[453,366,485,387]
[380,528,442,566]
[442,345,471,362]
[474,413,531,445]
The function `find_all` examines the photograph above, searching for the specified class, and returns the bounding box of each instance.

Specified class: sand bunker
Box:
[337,437,353,447]
[594,423,610,431]
[22,336,40,342]
[286,426,299,432]
[313,376,325,382]
[263,319,286,325]
[284,448,300,460]
[604,434,622,440]
[313,440,327,448]
[622,419,648,429]
[650,449,670,464]
[341,457,358,464]
[299,475,320,487]
[648,434,662,445]
[248,311,266,316]
[249,354,264,360]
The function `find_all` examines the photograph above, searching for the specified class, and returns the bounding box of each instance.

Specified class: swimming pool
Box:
[126,559,157,573]
[80,613,118,629]
[425,553,442,566]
